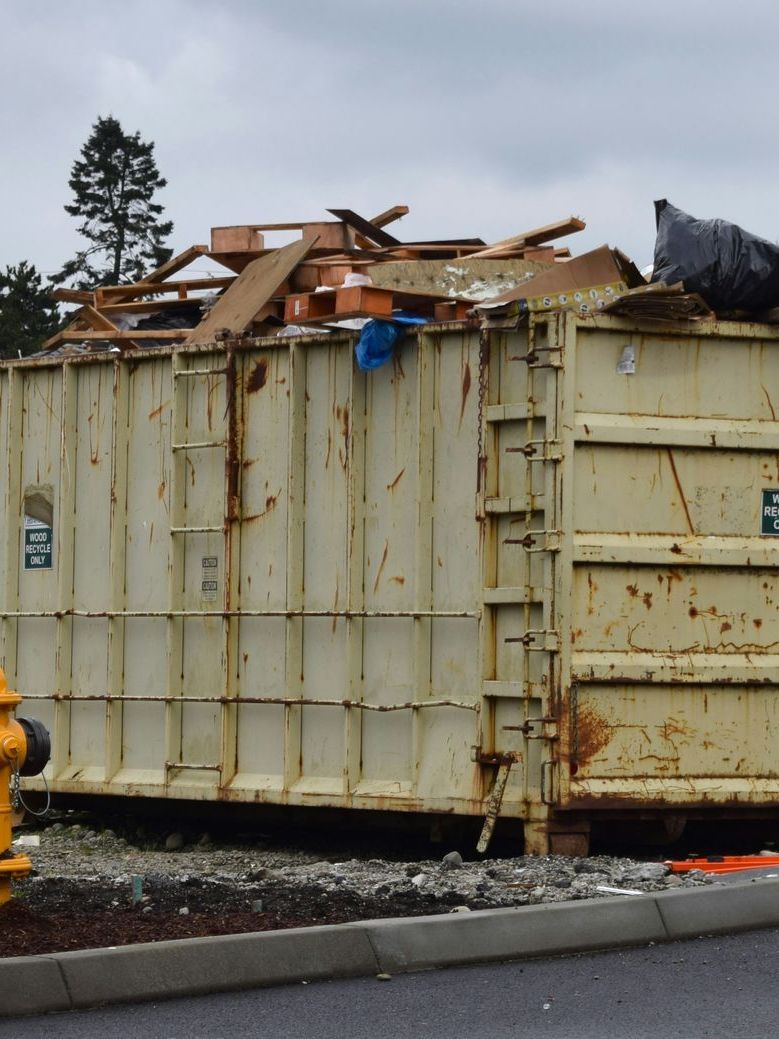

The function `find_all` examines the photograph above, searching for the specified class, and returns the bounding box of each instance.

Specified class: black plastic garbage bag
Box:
[652,199,779,312]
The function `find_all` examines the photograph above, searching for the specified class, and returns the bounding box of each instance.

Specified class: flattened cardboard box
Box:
[477,245,644,317]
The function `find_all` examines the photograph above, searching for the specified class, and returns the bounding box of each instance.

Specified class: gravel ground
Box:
[0,812,718,956]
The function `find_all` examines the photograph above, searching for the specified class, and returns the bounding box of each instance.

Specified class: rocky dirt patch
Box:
[0,813,714,957]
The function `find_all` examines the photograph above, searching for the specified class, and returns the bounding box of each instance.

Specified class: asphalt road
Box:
[4,927,778,1039]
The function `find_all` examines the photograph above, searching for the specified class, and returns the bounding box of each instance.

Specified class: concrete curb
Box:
[2,877,778,1017]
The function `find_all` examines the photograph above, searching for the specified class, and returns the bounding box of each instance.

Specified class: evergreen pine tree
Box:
[54,116,173,288]
[0,262,61,358]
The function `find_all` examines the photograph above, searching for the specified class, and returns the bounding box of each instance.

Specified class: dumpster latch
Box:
[503,530,561,554]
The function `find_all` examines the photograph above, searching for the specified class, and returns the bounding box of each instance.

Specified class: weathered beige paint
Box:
[2,313,779,844]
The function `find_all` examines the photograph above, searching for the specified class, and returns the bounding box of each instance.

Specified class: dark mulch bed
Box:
[0,879,458,958]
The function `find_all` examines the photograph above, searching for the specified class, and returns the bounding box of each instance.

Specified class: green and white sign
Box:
[761,489,779,536]
[24,515,53,570]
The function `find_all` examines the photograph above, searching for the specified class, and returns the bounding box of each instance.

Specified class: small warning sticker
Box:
[761,490,779,536]
[24,515,53,571]
[201,556,219,601]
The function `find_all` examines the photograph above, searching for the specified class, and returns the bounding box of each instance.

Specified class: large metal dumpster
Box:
[3,313,779,853]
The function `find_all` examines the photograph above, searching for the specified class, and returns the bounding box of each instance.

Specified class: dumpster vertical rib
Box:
[165,351,186,773]
[283,341,305,791]
[520,331,537,805]
[220,345,241,788]
[344,357,366,794]
[53,363,77,776]
[476,328,498,793]
[412,330,435,796]
[105,358,129,780]
[544,314,566,801]
[2,369,21,685]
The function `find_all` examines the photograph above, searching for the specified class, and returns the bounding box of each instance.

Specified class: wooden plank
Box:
[433,300,473,321]
[145,245,209,284]
[95,277,235,305]
[207,247,376,275]
[188,237,316,345]
[327,209,401,248]
[466,217,586,260]
[77,305,119,332]
[50,288,92,304]
[99,298,211,316]
[285,284,475,325]
[368,205,409,228]
[210,227,265,252]
[46,329,190,347]
[99,246,210,305]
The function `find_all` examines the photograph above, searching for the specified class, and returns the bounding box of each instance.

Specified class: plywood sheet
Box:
[187,237,315,345]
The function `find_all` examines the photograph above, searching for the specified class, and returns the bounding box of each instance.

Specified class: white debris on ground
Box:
[17,819,713,917]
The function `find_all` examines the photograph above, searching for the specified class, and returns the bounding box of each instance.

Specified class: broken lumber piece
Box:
[187,237,317,345]
[94,277,235,307]
[466,217,586,259]
[283,285,473,325]
[43,329,191,349]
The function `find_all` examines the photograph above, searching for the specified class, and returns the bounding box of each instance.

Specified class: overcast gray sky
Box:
[2,0,778,278]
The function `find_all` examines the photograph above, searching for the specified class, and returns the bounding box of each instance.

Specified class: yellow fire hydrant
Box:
[0,667,50,905]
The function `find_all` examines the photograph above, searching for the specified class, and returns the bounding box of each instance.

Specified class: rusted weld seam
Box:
[21,693,480,712]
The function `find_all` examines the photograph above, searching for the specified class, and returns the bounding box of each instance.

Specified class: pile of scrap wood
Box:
[43,206,587,353]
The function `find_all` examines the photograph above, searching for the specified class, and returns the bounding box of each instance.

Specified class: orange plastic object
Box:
[666,855,779,875]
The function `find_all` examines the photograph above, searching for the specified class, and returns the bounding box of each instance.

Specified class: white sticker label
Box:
[617,344,636,375]
[201,556,219,602]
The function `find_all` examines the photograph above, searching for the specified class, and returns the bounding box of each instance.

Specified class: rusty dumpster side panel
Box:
[556,314,779,810]
[3,313,779,841]
[0,331,494,816]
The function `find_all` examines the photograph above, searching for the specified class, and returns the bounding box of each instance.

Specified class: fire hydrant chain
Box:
[9,768,20,812]
[10,764,50,818]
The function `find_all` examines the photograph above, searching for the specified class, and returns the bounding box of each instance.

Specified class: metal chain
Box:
[9,766,50,818]
[477,328,489,493]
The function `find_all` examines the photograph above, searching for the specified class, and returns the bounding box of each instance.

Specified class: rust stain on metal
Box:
[373,539,389,594]
[148,400,170,421]
[246,359,268,394]
[325,428,332,469]
[574,703,612,764]
[663,569,684,593]
[458,361,472,428]
[642,592,653,610]
[666,448,695,535]
[753,618,763,629]
[390,576,405,585]
[157,481,166,501]
[626,583,639,598]
[587,572,598,615]
[387,468,405,493]
[338,403,350,471]
[762,384,777,420]
[243,487,282,523]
